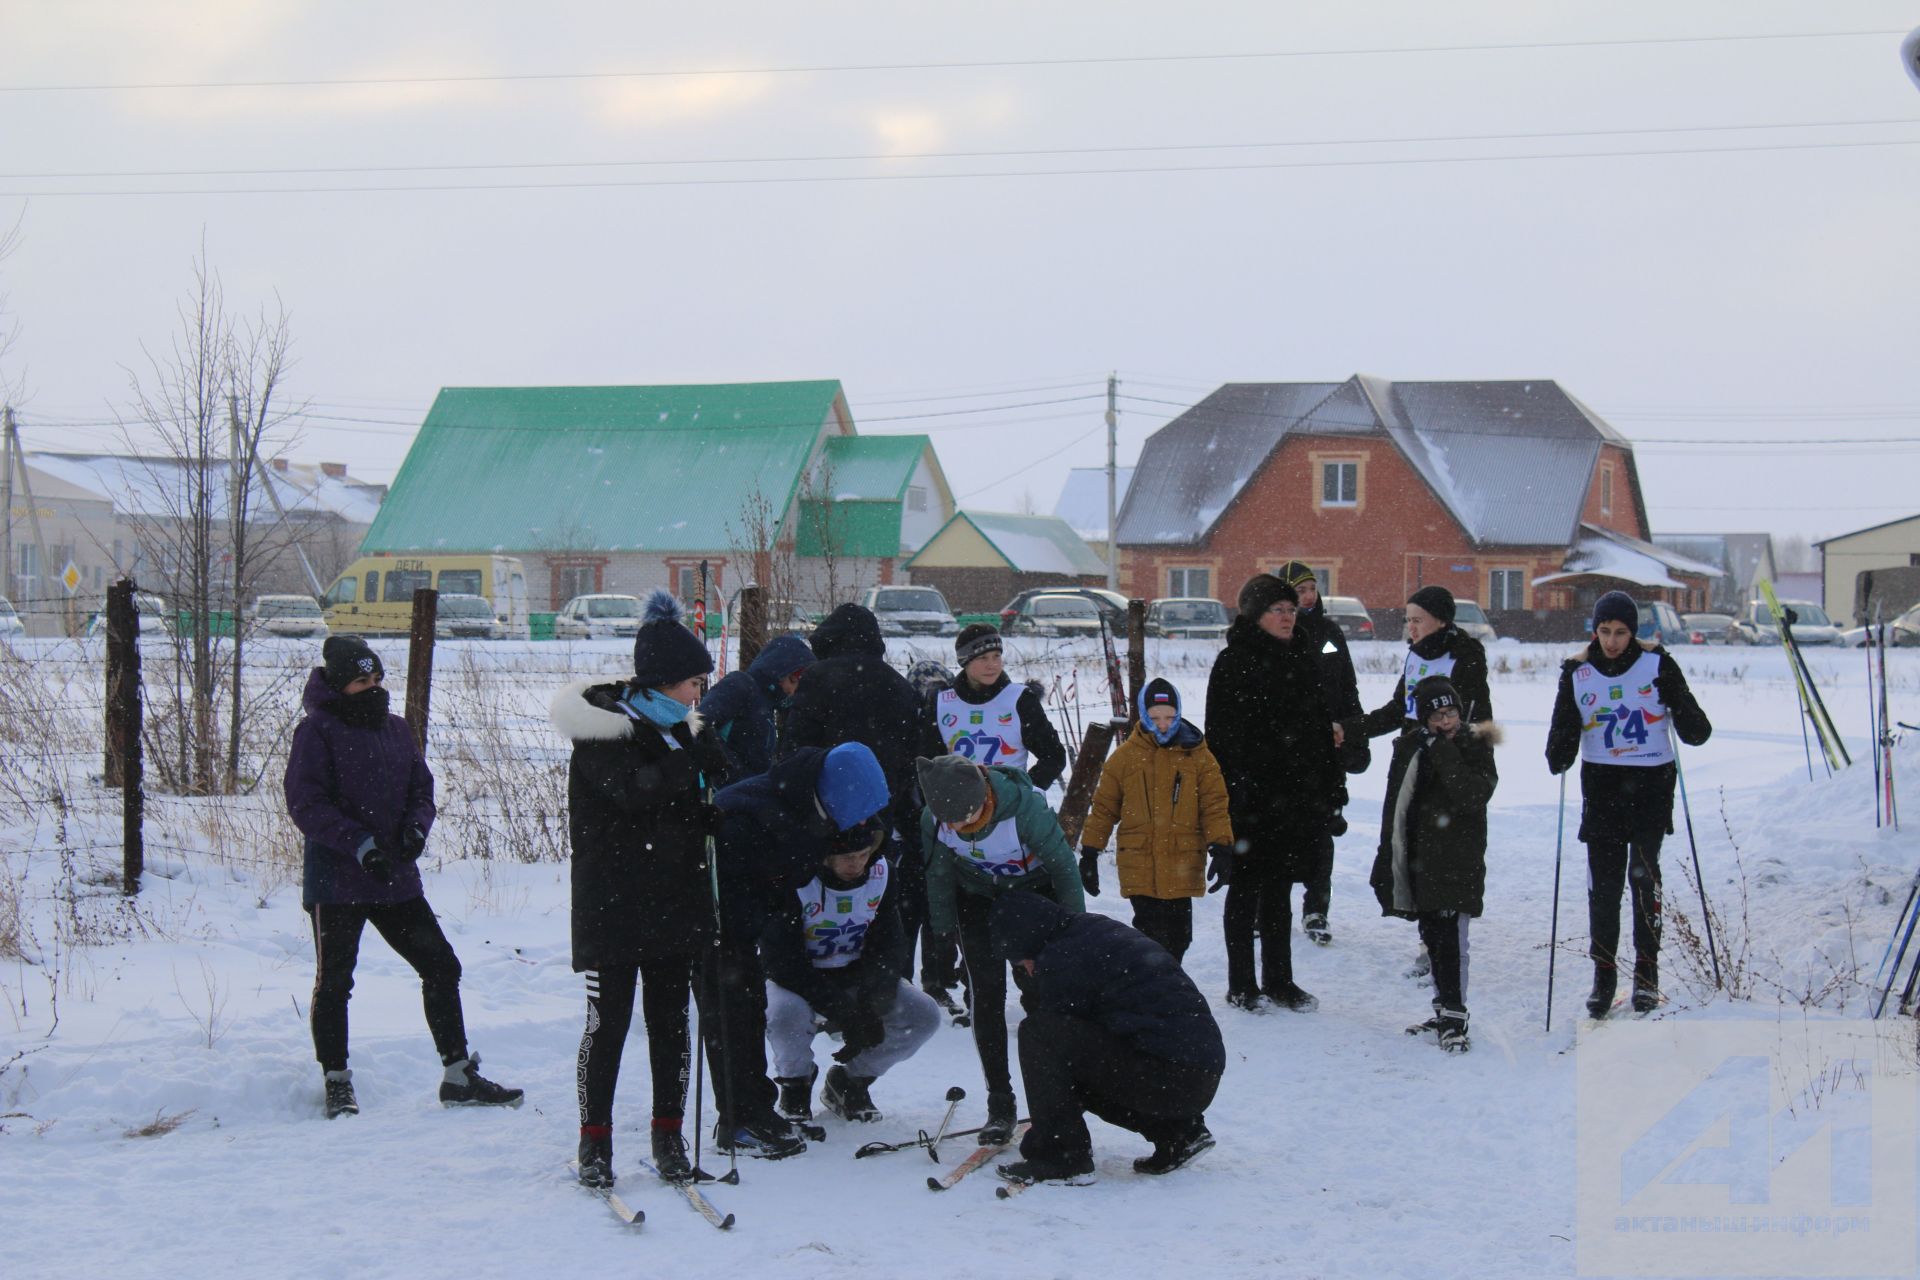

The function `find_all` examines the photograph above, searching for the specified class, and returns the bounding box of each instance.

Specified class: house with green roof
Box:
[902,509,1108,613]
[358,380,953,610]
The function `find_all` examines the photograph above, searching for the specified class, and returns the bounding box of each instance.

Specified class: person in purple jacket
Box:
[284,635,523,1119]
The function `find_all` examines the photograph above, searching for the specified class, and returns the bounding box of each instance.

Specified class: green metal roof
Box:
[796,499,904,558]
[360,382,845,554]
[906,510,1108,576]
[816,434,927,501]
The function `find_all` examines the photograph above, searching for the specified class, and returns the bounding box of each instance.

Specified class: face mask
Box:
[334,686,390,728]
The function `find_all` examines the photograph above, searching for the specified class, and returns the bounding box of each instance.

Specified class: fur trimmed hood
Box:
[550,678,706,742]
[1461,720,1504,747]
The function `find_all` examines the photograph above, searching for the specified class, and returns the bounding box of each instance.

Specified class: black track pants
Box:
[1586,835,1664,984]
[1223,857,1295,993]
[575,956,695,1129]
[1127,895,1194,962]
[308,898,466,1073]
[1017,1010,1219,1163]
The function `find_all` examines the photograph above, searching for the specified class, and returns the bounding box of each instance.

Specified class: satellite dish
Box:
[1905,25,1920,92]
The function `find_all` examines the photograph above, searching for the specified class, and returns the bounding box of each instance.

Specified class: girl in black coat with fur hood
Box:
[1371,676,1500,1053]
[551,590,731,1189]
[1545,591,1711,1018]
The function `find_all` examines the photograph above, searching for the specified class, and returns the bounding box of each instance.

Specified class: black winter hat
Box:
[955,622,1003,666]
[1237,573,1298,620]
[632,589,715,689]
[321,635,384,691]
[1413,675,1461,724]
[916,754,988,824]
[1591,590,1639,633]
[1272,560,1317,590]
[1406,585,1456,625]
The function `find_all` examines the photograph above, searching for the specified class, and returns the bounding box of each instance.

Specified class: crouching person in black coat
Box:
[762,828,942,1127]
[1369,676,1500,1054]
[988,893,1226,1187]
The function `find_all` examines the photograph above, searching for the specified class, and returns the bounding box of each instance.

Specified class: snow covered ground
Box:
[2,636,1917,1279]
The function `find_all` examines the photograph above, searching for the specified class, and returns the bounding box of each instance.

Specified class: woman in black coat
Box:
[551,590,730,1189]
[1203,575,1341,1012]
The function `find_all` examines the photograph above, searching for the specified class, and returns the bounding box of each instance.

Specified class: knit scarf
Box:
[620,687,691,730]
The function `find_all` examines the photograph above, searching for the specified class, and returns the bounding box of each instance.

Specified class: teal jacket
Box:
[922,765,1084,936]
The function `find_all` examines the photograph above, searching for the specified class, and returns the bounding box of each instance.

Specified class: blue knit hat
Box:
[632,589,714,689]
[1591,590,1639,633]
[816,742,888,830]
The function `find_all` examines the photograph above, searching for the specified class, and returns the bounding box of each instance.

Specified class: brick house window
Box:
[1488,568,1526,611]
[1167,567,1210,598]
[1312,566,1334,595]
[1601,467,1613,515]
[1321,461,1358,507]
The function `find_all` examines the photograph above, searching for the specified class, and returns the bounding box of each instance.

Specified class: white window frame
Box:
[1322,461,1359,508]
[1167,566,1210,598]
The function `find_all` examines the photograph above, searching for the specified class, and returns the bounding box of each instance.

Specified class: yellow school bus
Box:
[322,554,531,639]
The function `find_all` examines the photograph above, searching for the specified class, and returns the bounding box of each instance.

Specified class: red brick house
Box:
[1114,376,1718,632]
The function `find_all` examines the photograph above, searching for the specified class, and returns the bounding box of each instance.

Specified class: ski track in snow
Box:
[2,639,1917,1279]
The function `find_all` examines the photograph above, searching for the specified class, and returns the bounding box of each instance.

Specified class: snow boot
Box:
[925,986,967,1023]
[439,1053,524,1108]
[997,1151,1096,1187]
[1632,958,1660,1014]
[1133,1123,1215,1175]
[1405,944,1432,980]
[978,1090,1019,1146]
[1268,982,1318,1013]
[713,1113,807,1160]
[1437,1012,1471,1054]
[774,1068,817,1124]
[1405,1000,1446,1040]
[1587,966,1618,1020]
[323,1069,358,1119]
[1303,913,1332,946]
[649,1123,693,1182]
[821,1065,882,1123]
[1225,988,1264,1013]
[577,1128,615,1188]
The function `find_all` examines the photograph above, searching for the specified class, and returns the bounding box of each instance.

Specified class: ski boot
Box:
[1303,913,1332,946]
[1225,988,1265,1013]
[1405,1000,1446,1040]
[1631,958,1660,1014]
[821,1065,882,1123]
[978,1089,1019,1146]
[1133,1123,1215,1175]
[577,1128,615,1188]
[439,1053,525,1107]
[649,1123,692,1182]
[714,1112,807,1160]
[323,1069,358,1119]
[1437,1011,1471,1054]
[774,1068,817,1125]
[997,1151,1096,1187]
[1587,965,1618,1020]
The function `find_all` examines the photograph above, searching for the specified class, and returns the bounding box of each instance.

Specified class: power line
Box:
[2,28,1901,93]
[9,134,1917,199]
[10,114,1915,182]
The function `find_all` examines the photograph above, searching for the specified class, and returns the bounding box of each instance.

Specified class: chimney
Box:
[320,462,346,478]
[271,457,289,473]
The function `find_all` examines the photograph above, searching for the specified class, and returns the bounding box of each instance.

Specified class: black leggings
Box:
[308,898,466,1073]
[576,956,694,1129]
[1587,835,1665,984]
[1416,910,1471,1014]
[956,882,1061,1098]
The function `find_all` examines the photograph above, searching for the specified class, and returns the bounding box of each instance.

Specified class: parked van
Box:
[322,555,530,639]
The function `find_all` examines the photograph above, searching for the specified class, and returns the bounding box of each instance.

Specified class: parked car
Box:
[1450,599,1498,644]
[1144,597,1230,640]
[998,586,1129,632]
[246,594,328,639]
[1005,593,1105,638]
[1729,598,1841,647]
[0,595,24,642]
[1635,600,1690,648]
[434,593,502,640]
[1322,595,1375,641]
[84,592,173,639]
[553,593,643,640]
[1895,603,1920,647]
[860,585,958,637]
[1683,612,1735,645]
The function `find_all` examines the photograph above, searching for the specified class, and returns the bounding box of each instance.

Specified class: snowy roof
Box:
[1114,376,1636,549]
[1534,523,1725,590]
[1051,466,1134,541]
[26,452,384,525]
[905,509,1108,576]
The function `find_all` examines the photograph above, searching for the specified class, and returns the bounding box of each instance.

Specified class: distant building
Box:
[1051,465,1134,568]
[1651,533,1776,614]
[903,510,1108,614]
[357,381,954,611]
[1113,375,1718,635]
[1815,512,1920,622]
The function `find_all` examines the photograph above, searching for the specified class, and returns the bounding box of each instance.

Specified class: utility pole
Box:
[1105,372,1119,591]
[4,408,54,633]
[2,405,13,602]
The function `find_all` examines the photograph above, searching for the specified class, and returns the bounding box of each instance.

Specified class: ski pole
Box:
[1868,619,1882,827]
[691,990,708,1178]
[702,814,742,1185]
[1874,891,1920,1018]
[1867,865,1920,1007]
[925,1084,966,1162]
[1547,772,1566,1033]
[1674,752,1722,990]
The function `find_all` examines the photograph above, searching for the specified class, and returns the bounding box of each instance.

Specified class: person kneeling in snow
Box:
[1369,676,1500,1054]
[988,893,1225,1186]
[762,817,942,1126]
[285,635,523,1120]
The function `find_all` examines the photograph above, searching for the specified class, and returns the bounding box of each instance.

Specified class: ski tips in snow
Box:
[568,1161,645,1226]
[639,1159,735,1229]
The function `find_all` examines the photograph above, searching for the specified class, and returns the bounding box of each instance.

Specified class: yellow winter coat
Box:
[1080,720,1233,899]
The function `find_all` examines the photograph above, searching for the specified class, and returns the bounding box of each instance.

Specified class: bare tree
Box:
[728,484,800,632]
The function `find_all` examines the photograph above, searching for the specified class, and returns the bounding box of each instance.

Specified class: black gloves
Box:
[401,824,428,860]
[1327,810,1348,838]
[1077,848,1101,896]
[1205,843,1233,893]
[355,836,392,884]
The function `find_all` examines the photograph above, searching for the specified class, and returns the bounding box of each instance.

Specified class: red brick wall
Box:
[1117,432,1590,613]
[1580,444,1644,539]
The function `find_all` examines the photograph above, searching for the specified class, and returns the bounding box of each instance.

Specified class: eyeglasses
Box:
[1265,604,1298,617]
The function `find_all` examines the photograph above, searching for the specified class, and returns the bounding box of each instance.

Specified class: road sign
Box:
[61,560,81,594]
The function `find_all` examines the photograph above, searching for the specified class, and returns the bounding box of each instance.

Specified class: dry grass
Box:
[123,1107,196,1139]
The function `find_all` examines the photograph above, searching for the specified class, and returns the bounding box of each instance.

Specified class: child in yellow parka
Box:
[1076,678,1234,963]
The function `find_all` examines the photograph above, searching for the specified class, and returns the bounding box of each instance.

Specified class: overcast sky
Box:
[4,2,1917,551]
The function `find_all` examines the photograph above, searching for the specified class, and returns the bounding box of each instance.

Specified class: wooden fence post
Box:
[105,579,143,894]
[1126,598,1147,731]
[738,584,767,671]
[404,588,438,754]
